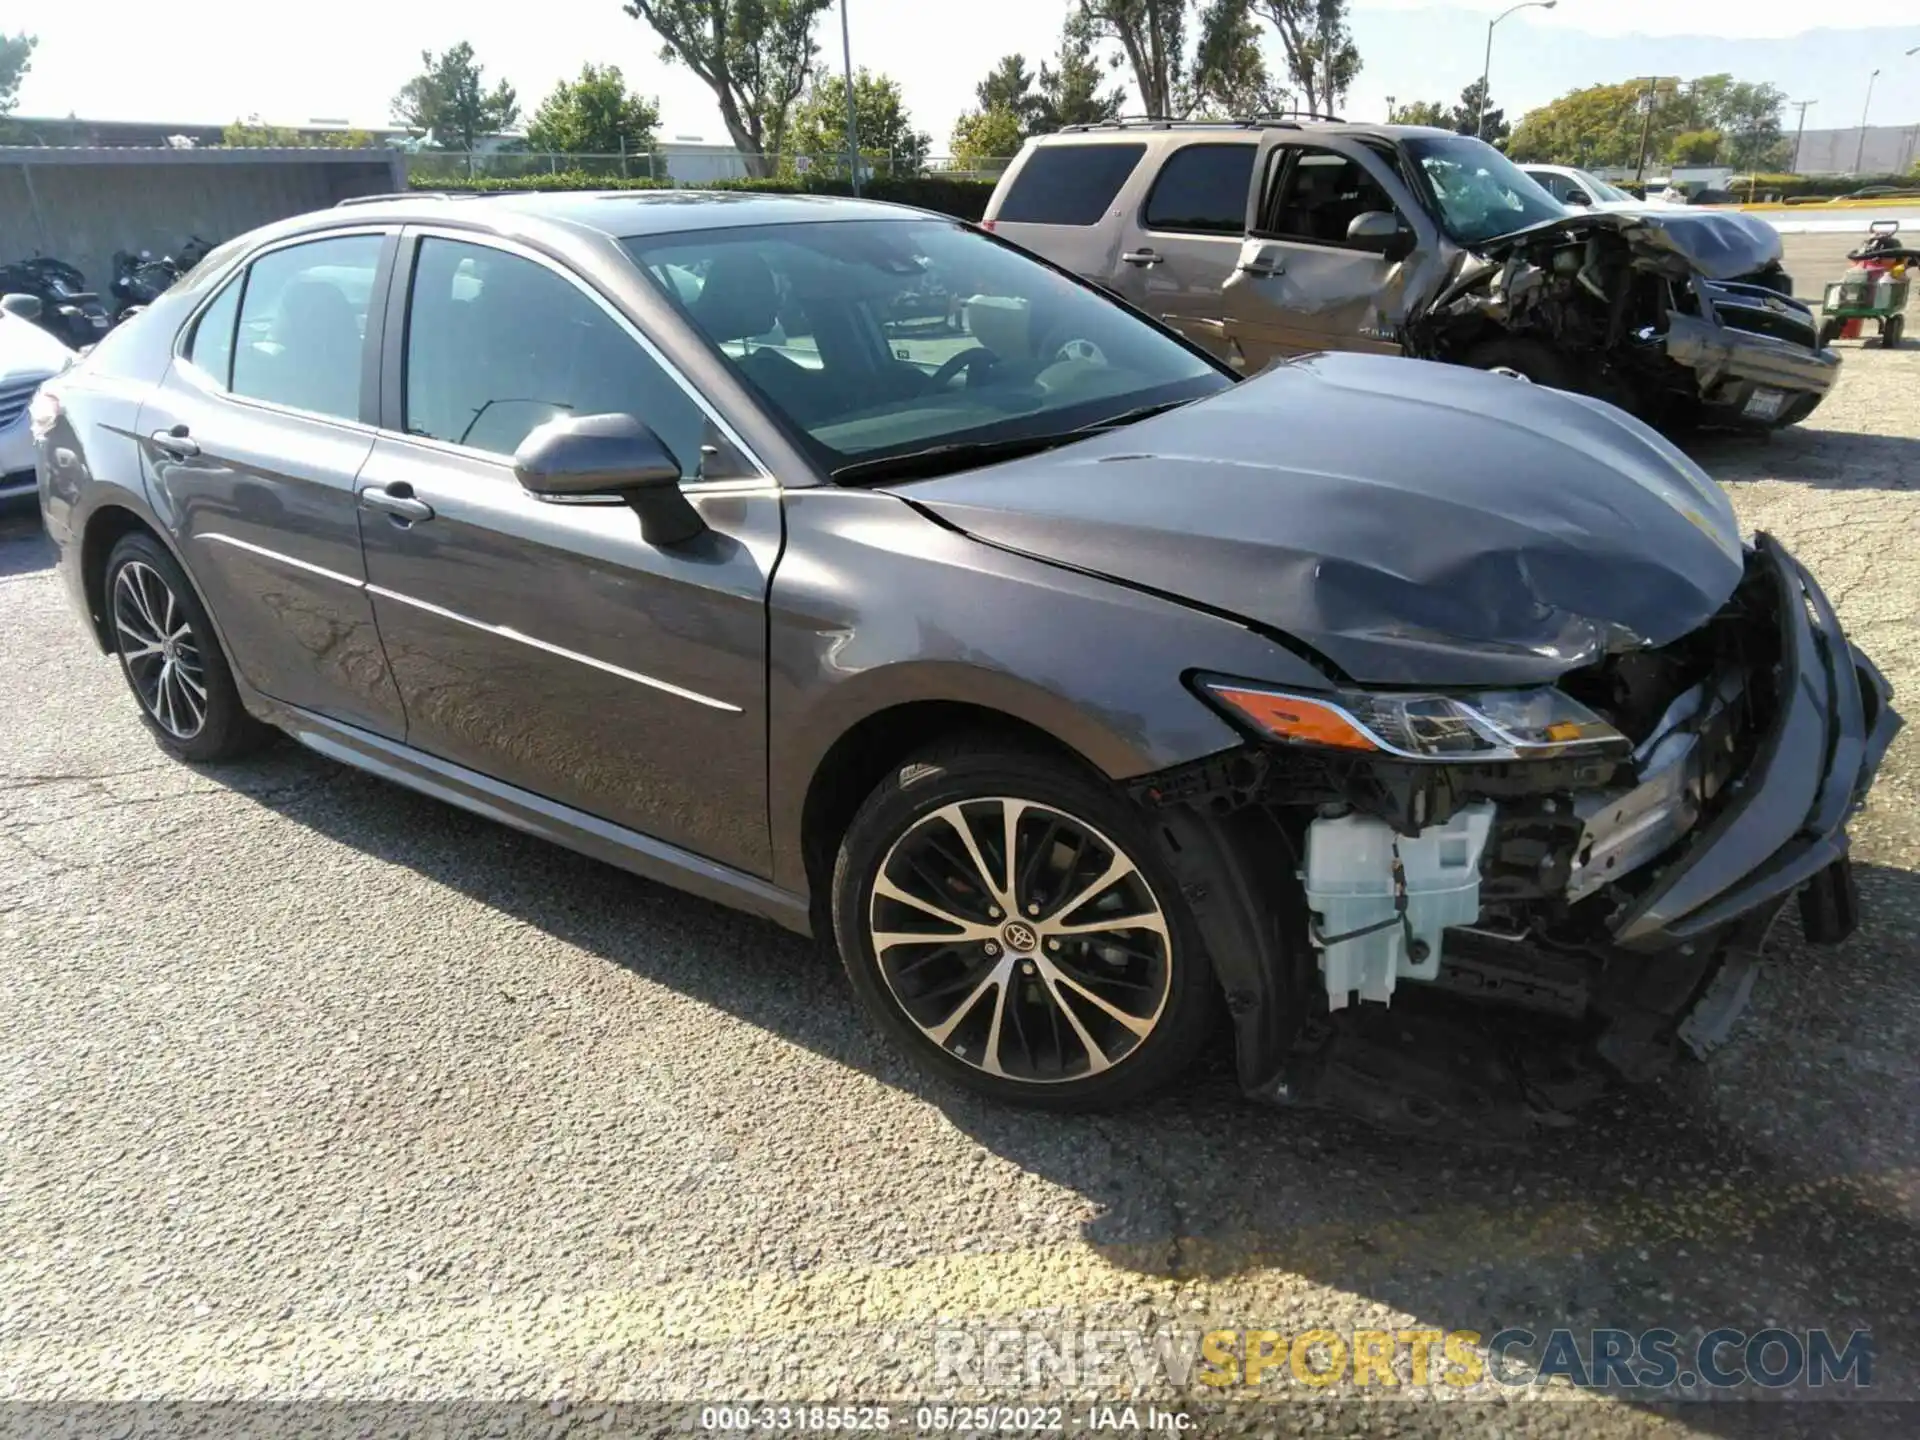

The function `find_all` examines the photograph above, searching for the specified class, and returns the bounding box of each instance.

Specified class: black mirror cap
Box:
[513,412,707,547]
[1,293,43,322]
[1566,189,1592,207]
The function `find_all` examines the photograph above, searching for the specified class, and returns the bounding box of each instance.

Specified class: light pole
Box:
[1789,99,1817,174]
[1386,95,1396,123]
[1478,0,1557,139]
[839,0,861,195]
[1855,67,1881,175]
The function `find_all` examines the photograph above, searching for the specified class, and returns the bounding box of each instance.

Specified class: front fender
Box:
[766,487,1329,892]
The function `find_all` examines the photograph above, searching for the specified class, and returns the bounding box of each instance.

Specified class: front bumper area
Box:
[1664,310,1841,427]
[1611,533,1899,948]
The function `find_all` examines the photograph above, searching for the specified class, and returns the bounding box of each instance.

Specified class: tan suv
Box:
[982,119,1838,430]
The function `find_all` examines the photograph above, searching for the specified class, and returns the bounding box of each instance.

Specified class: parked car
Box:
[1521,164,1682,211]
[983,120,1831,430]
[34,192,1899,1130]
[0,294,75,506]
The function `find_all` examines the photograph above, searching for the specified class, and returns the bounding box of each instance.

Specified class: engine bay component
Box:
[1302,803,1495,1009]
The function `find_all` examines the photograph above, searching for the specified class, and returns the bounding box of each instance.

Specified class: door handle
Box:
[359,483,435,524]
[1238,257,1285,278]
[149,424,199,458]
[1120,248,1162,267]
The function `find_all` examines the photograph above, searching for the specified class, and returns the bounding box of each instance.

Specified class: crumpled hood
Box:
[893,353,1748,687]
[1477,209,1783,282]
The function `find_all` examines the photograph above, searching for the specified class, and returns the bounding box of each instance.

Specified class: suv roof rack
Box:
[1055,110,1345,135]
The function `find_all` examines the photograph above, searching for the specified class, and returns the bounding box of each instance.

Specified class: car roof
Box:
[308,188,929,238]
[1027,119,1460,145]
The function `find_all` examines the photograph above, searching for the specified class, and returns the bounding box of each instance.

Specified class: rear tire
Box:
[103,532,270,763]
[831,739,1216,1111]
[1818,318,1842,349]
[1884,313,1905,348]
[1464,337,1577,390]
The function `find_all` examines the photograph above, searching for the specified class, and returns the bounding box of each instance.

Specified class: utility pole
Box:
[1789,99,1817,174]
[1855,68,1881,175]
[840,0,861,196]
[1633,77,1660,185]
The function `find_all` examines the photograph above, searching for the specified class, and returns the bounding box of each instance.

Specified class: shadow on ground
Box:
[187,740,1920,1430]
[1688,426,1920,490]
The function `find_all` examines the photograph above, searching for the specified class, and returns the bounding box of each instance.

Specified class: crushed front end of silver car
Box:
[1140,533,1898,1136]
[1411,211,1841,429]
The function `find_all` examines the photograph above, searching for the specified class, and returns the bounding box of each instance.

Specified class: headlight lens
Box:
[1200,679,1627,762]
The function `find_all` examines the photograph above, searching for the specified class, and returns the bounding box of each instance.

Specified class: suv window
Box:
[1525,169,1570,201]
[1143,144,1256,235]
[1259,148,1398,246]
[404,237,707,466]
[185,277,242,387]
[997,144,1147,226]
[229,235,382,422]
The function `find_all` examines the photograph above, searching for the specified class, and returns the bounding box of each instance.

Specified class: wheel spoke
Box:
[1047,910,1170,941]
[872,874,998,941]
[1040,956,1155,1039]
[154,660,177,732]
[1000,798,1026,909]
[1040,849,1140,929]
[1033,964,1111,1075]
[924,956,1012,1047]
[931,802,1009,913]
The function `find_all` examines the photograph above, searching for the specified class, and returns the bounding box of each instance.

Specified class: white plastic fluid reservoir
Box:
[1301,804,1495,1010]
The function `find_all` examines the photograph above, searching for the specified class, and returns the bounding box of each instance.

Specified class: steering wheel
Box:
[929,346,998,389]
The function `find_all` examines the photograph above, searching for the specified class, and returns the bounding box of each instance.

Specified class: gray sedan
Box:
[30,190,1900,1130]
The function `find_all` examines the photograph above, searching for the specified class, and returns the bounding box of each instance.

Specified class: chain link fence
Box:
[401,150,1016,186]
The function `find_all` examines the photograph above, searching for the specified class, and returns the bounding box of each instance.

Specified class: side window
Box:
[1143,144,1257,235]
[1259,148,1400,246]
[1527,170,1568,201]
[183,278,242,388]
[996,144,1147,226]
[403,237,706,468]
[230,234,383,422]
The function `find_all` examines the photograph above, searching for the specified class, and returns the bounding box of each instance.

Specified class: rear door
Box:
[138,228,408,738]
[1222,139,1436,369]
[1112,140,1258,357]
[354,229,781,876]
[983,140,1150,288]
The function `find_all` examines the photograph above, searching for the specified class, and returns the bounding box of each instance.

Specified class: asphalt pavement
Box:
[1,348,1917,1437]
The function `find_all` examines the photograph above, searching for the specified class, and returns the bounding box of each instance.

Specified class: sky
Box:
[12,1,1920,149]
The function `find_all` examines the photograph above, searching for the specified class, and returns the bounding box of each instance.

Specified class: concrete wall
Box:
[1792,125,1920,177]
[0,150,404,299]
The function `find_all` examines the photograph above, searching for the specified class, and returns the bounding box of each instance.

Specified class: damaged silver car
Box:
[985,120,1837,431]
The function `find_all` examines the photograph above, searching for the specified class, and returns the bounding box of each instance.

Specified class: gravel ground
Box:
[1,348,1917,1439]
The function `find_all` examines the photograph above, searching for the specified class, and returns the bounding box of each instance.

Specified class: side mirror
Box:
[513,413,708,547]
[1565,189,1592,207]
[1,293,43,322]
[1346,211,1399,246]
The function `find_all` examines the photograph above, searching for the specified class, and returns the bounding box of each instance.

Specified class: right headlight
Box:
[1198,678,1629,763]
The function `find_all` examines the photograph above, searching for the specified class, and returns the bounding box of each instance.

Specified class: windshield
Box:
[623,219,1229,478]
[1405,134,1567,247]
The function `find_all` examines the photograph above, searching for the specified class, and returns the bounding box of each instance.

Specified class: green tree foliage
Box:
[1072,0,1277,119]
[623,0,831,176]
[1508,73,1786,171]
[391,42,520,150]
[1388,99,1449,128]
[1452,77,1506,144]
[950,107,1026,168]
[223,116,376,148]
[787,66,930,175]
[0,31,35,114]
[1251,0,1360,117]
[1038,22,1130,128]
[527,64,661,155]
[976,54,1045,131]
[1190,0,1288,117]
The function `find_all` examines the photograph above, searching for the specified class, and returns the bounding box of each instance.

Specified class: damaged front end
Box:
[1138,534,1899,1136]
[1409,212,1840,430]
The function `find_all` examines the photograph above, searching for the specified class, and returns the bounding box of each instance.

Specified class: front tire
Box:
[103,532,269,762]
[831,740,1216,1111]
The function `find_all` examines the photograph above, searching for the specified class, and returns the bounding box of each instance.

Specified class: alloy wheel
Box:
[866,797,1173,1084]
[113,560,207,740]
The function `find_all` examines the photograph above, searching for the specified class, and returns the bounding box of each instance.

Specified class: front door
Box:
[1222,142,1430,370]
[355,232,780,876]
[1113,141,1258,357]
[138,229,408,738]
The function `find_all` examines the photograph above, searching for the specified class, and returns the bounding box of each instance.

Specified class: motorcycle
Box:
[108,235,217,325]
[0,257,112,349]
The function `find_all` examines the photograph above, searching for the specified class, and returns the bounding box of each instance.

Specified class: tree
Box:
[527,64,661,155]
[1072,0,1273,119]
[1667,127,1723,165]
[0,31,34,115]
[1388,99,1449,128]
[976,54,1046,131]
[1450,78,1506,144]
[1507,78,1675,167]
[1251,0,1360,117]
[787,66,929,175]
[624,0,832,177]
[951,107,1025,168]
[223,116,376,148]
[1036,24,1128,130]
[391,42,520,150]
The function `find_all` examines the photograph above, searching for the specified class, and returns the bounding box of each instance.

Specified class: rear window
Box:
[1143,144,1256,235]
[997,144,1146,226]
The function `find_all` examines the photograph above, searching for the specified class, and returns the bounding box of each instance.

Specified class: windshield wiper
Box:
[829,398,1198,486]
